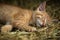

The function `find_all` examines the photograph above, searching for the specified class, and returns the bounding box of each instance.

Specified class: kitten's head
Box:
[33,1,50,27]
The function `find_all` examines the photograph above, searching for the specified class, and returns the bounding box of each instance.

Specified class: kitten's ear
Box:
[36,1,46,11]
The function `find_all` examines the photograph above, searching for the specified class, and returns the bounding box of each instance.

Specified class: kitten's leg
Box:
[1,25,12,33]
[13,21,37,32]
[1,22,12,33]
[18,25,37,32]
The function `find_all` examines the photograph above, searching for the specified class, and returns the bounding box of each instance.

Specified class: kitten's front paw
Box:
[29,27,37,32]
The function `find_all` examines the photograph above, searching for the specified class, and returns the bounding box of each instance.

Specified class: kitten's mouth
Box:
[36,19,45,27]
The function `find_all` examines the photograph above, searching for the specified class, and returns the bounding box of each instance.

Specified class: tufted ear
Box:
[36,1,46,11]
